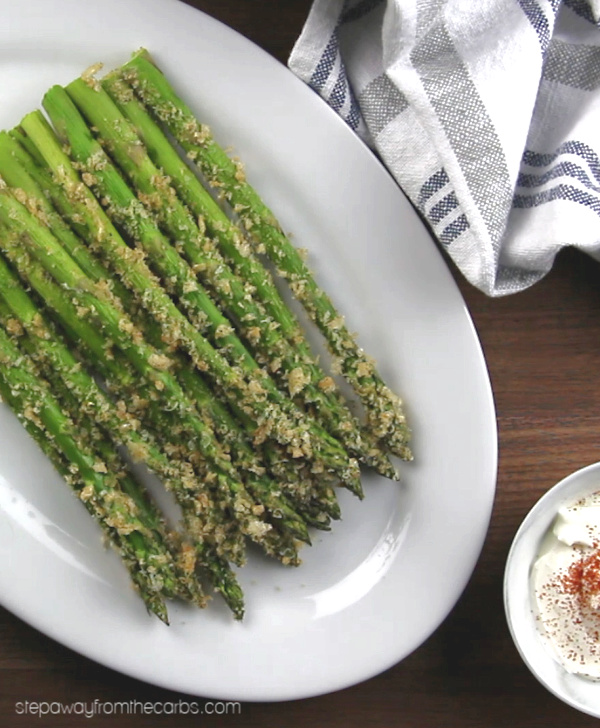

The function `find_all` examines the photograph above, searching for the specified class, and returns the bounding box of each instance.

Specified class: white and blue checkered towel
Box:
[289,0,600,296]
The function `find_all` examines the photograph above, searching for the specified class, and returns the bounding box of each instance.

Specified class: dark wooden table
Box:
[3,1,600,725]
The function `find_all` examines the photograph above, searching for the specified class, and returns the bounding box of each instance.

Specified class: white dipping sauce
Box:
[532,491,600,679]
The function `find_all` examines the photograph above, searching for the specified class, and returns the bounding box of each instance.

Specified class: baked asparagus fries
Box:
[0,50,411,622]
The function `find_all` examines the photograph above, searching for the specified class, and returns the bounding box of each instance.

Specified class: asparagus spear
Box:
[0,204,284,565]
[119,49,411,457]
[0,221,302,572]
[8,102,356,516]
[0,248,251,551]
[0,251,183,489]
[0,323,184,623]
[0,51,419,617]
[44,87,372,496]
[0,189,223,471]
[0,135,242,476]
[17,109,362,495]
[131,299,337,534]
[68,74,396,481]
[0,293,208,608]
[0,138,315,550]
[0,229,250,614]
[174,362,329,540]
[0,131,141,314]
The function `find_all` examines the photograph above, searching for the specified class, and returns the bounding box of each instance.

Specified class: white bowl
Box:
[504,461,600,718]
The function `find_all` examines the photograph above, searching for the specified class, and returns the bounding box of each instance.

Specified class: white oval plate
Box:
[0,0,497,702]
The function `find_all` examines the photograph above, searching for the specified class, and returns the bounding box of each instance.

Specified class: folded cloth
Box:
[289,0,600,296]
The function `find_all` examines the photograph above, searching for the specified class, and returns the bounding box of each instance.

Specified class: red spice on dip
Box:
[532,491,600,678]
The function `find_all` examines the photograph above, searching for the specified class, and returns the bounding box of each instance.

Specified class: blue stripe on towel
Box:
[310,0,385,94]
[418,169,450,209]
[440,214,470,246]
[513,184,600,215]
[517,160,600,194]
[310,32,340,92]
[329,67,349,112]
[428,192,459,225]
[522,141,600,184]
[517,0,552,53]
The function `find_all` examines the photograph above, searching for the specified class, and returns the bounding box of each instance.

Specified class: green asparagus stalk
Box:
[174,364,319,542]
[70,74,396,481]
[1,219,292,572]
[134,305,336,535]
[262,441,342,517]
[0,231,248,612]
[0,188,223,469]
[0,203,281,563]
[0,250,249,555]
[0,251,180,485]
[17,108,362,495]
[43,89,371,498]
[0,295,208,608]
[119,49,410,457]
[0,50,418,618]
[0,324,183,623]
[0,139,314,556]
[45,84,316,451]
[0,131,141,315]
[0,52,417,619]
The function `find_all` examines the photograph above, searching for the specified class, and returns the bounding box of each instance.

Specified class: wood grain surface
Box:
[2,1,600,725]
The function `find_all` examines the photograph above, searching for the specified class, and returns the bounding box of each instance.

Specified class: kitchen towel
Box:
[289,0,600,295]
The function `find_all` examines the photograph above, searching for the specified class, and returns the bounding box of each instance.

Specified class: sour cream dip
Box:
[531,490,600,679]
